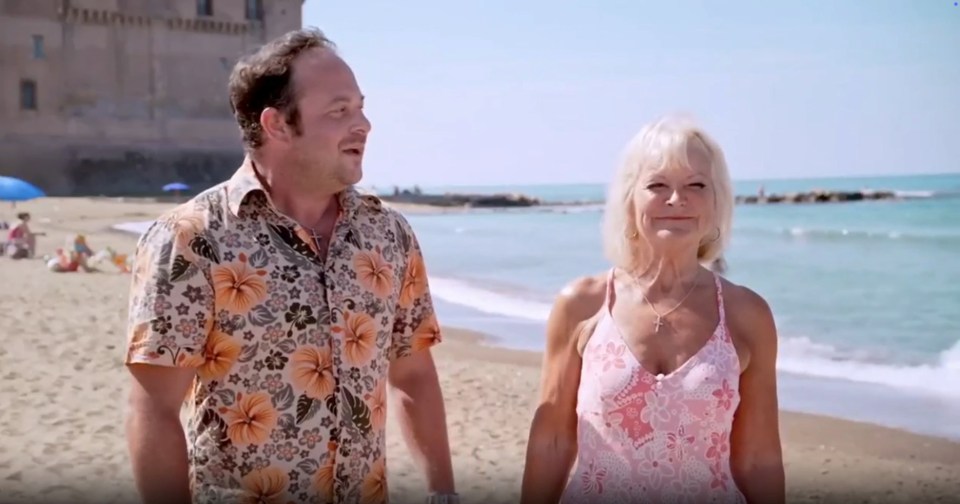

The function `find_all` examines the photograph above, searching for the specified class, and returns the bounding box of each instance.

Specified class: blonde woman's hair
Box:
[601,115,734,271]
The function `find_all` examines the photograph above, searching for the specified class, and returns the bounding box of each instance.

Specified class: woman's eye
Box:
[647,183,666,189]
[689,182,706,189]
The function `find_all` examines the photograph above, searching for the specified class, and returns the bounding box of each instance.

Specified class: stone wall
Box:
[0,0,303,196]
[0,138,243,196]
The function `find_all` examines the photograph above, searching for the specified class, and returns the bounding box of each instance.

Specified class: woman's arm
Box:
[729,287,786,504]
[520,275,605,504]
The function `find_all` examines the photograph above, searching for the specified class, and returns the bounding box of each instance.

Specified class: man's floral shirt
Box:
[125,159,441,503]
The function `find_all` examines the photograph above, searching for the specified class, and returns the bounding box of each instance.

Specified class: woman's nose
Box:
[666,189,684,206]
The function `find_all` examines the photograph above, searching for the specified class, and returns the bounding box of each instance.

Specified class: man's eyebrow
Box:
[328,95,365,105]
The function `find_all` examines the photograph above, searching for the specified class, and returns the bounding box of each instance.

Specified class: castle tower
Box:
[0,0,303,195]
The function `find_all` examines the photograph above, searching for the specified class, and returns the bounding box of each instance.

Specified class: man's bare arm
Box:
[387,349,456,494]
[126,364,197,504]
[123,214,215,503]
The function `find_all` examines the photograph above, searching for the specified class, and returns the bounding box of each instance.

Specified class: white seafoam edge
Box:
[113,220,960,400]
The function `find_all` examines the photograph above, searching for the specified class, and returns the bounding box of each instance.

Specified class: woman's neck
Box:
[627,251,705,298]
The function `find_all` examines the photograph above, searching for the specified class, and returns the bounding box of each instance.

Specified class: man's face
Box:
[270,48,371,192]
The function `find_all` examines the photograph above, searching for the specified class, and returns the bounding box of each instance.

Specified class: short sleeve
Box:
[125,218,214,368]
[389,220,441,361]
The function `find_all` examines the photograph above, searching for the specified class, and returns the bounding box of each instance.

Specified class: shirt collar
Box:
[226,156,366,220]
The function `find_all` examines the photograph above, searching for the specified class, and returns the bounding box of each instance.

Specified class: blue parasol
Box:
[163,182,190,192]
[0,176,45,202]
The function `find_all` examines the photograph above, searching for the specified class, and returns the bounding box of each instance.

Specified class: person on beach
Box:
[123,28,457,504]
[5,212,42,259]
[520,116,785,504]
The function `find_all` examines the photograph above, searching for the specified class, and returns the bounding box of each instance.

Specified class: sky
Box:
[302,0,960,187]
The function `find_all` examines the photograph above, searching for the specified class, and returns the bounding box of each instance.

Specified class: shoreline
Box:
[429,294,960,442]
[439,327,960,447]
[2,196,958,502]
[464,327,960,442]
[428,328,960,502]
[22,196,960,441]
[26,195,959,441]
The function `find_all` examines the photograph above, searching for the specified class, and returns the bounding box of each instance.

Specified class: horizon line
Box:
[361,170,959,189]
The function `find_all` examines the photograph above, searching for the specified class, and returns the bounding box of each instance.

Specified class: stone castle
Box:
[0,0,303,196]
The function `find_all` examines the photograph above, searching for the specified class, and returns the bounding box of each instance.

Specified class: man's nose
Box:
[353,110,372,134]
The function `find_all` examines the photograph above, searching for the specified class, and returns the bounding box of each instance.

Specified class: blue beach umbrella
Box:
[163,182,190,192]
[0,176,45,202]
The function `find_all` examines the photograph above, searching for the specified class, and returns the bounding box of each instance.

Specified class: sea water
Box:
[405,173,960,439]
[116,173,960,439]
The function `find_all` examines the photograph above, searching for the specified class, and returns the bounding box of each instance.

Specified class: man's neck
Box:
[273,189,339,231]
[251,155,340,229]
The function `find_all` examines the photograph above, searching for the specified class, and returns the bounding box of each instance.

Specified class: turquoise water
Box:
[118,173,960,438]
[396,173,960,438]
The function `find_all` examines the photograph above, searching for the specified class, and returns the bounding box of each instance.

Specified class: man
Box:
[124,28,457,504]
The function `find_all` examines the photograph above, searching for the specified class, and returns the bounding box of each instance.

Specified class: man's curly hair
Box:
[228,27,337,150]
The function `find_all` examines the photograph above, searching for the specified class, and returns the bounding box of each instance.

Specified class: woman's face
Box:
[631,145,716,251]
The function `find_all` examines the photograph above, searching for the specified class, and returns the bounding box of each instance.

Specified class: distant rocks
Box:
[379,188,542,208]
[736,189,898,205]
[377,187,903,209]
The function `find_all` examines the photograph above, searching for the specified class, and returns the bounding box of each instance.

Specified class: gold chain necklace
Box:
[631,273,701,333]
[304,200,340,249]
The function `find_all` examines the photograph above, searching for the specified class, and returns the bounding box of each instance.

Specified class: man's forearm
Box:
[126,410,192,504]
[391,377,456,494]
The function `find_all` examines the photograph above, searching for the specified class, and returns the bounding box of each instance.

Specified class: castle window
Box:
[197,0,213,17]
[245,0,263,21]
[20,80,37,110]
[32,35,45,59]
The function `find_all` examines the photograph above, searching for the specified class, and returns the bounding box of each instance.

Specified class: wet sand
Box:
[0,197,957,503]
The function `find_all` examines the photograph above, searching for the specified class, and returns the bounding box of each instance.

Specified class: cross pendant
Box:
[653,316,664,333]
[309,230,324,249]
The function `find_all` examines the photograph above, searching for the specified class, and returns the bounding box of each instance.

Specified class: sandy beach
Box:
[1,197,958,503]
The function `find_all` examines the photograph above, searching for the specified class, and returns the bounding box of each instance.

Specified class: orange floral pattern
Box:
[360,458,388,504]
[197,331,243,381]
[125,159,440,503]
[211,254,269,313]
[339,311,377,366]
[354,248,394,298]
[399,252,428,307]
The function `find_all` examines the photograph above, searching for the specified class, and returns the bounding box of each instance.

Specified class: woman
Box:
[520,116,784,504]
[6,212,39,259]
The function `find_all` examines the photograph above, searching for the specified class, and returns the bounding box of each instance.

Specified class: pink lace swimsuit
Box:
[561,270,746,504]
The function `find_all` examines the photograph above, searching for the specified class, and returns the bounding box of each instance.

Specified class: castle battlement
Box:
[0,0,303,196]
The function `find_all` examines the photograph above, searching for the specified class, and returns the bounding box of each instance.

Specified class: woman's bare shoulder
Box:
[554,271,609,322]
[718,276,777,348]
[544,271,609,350]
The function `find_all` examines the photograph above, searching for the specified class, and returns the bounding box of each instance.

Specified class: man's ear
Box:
[260,107,293,143]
